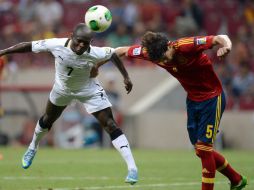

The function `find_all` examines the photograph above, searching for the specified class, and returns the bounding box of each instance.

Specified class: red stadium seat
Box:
[62,3,88,30]
[203,13,222,35]
[239,96,254,110]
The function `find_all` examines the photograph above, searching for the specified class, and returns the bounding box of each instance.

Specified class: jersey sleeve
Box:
[174,36,214,54]
[93,47,115,61]
[127,45,148,60]
[102,47,115,60]
[32,38,59,53]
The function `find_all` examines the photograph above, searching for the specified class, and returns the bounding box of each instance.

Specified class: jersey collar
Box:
[66,39,91,54]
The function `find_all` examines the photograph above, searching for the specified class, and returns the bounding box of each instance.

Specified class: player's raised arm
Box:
[89,59,110,78]
[0,42,32,57]
[110,52,133,94]
[212,35,232,59]
[89,47,131,78]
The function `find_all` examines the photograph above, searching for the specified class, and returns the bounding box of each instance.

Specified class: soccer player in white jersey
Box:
[0,23,138,184]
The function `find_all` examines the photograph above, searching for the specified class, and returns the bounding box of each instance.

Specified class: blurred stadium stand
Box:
[1,0,254,149]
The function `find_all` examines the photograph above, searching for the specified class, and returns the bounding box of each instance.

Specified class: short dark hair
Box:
[141,31,169,61]
[73,23,93,39]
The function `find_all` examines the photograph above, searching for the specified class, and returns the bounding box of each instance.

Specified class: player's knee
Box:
[39,115,54,130]
[104,118,117,133]
[195,148,201,157]
[195,142,213,158]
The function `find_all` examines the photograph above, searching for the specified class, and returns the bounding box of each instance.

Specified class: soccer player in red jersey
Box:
[91,32,248,190]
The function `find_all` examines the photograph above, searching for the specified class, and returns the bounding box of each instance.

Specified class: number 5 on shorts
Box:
[206,125,213,139]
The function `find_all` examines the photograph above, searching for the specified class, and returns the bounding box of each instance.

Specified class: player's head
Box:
[141,31,169,61]
[70,23,94,55]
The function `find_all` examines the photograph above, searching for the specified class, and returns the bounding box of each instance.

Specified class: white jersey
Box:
[32,38,115,93]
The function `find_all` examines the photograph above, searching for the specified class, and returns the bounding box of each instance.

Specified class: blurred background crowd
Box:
[0,0,254,147]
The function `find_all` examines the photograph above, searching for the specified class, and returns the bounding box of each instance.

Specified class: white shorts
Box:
[49,84,112,114]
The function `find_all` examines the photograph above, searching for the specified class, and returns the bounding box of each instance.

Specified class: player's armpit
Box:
[89,60,109,78]
[89,65,99,78]
[97,60,108,67]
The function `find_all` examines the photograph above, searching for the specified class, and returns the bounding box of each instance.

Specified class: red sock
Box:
[195,142,216,190]
[213,150,241,185]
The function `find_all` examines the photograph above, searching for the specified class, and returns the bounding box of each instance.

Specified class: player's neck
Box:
[67,40,72,48]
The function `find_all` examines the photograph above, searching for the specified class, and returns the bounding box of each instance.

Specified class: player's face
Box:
[71,35,92,55]
[162,47,174,63]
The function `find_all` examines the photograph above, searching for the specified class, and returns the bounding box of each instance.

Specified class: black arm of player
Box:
[0,42,32,57]
[110,52,133,94]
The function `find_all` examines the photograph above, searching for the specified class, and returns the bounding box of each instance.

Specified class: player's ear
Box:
[70,32,74,39]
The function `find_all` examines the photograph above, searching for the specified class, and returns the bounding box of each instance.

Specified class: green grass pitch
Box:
[0,147,253,190]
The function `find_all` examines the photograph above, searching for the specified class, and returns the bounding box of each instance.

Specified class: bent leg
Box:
[22,100,66,169]
[29,99,66,150]
[195,142,216,190]
[213,150,242,186]
[93,107,138,184]
[191,93,226,189]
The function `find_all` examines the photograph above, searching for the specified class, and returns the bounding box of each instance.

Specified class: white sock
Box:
[112,134,137,171]
[28,121,48,151]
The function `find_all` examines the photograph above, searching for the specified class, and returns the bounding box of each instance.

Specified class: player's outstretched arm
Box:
[115,46,130,57]
[110,52,133,94]
[212,35,232,59]
[0,42,32,57]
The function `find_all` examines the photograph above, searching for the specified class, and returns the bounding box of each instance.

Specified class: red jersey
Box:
[127,36,223,102]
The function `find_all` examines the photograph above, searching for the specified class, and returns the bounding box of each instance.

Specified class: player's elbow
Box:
[213,35,232,49]
[115,47,129,57]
